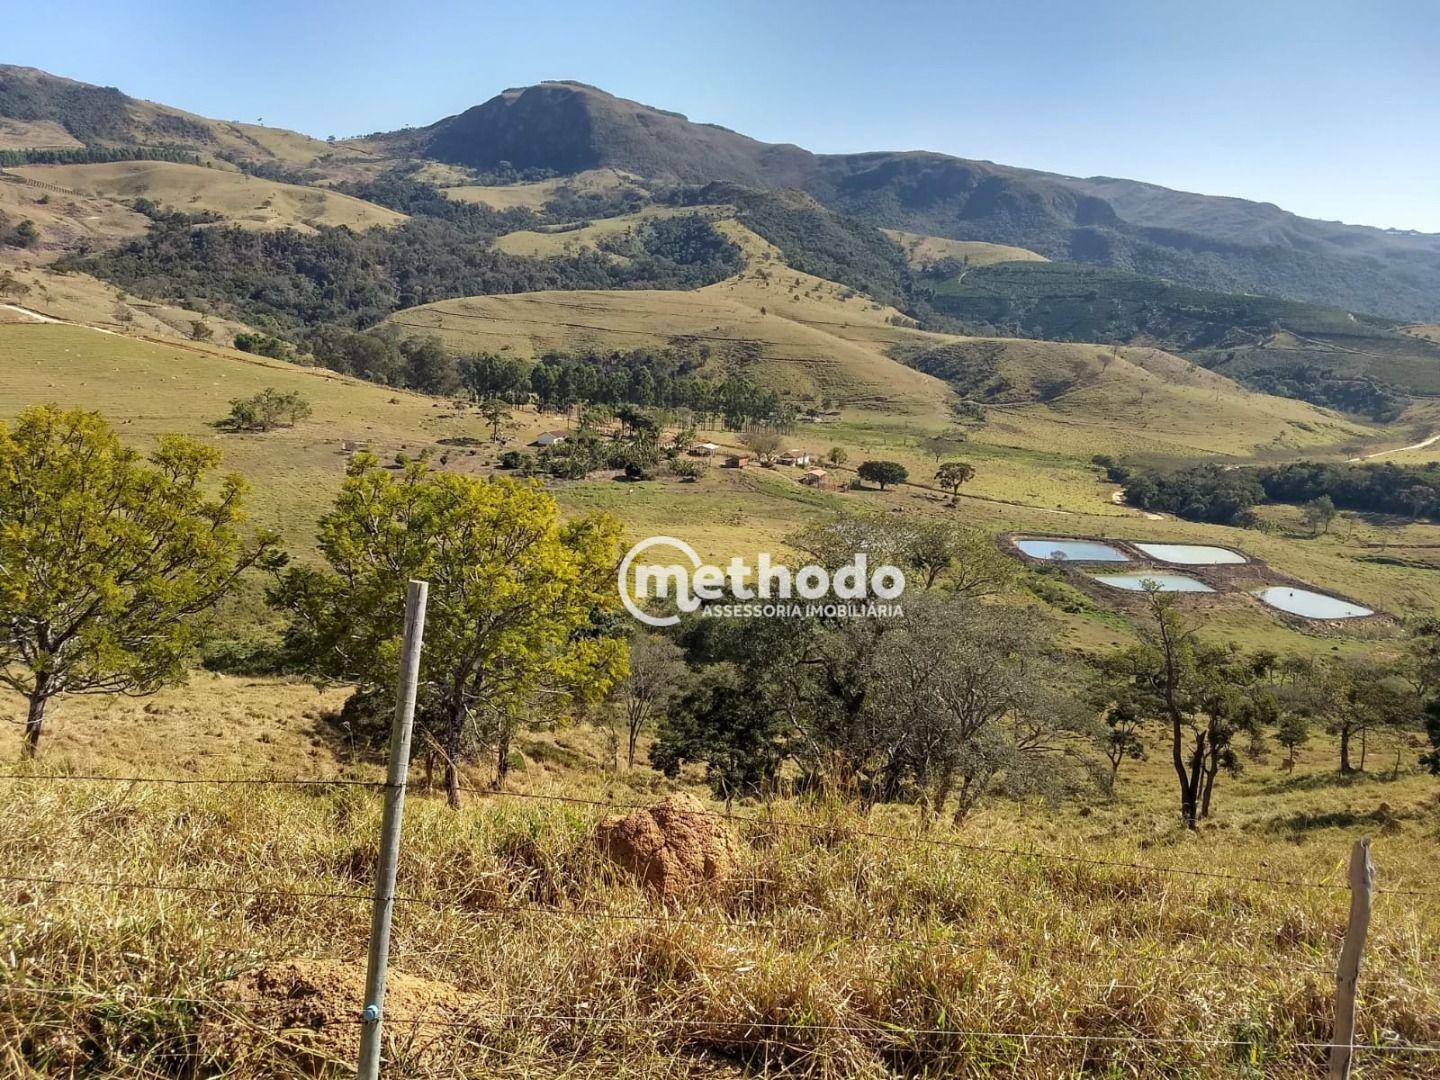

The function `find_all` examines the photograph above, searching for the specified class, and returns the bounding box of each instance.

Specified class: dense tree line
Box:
[462,345,782,426]
[1115,458,1440,525]
[68,212,743,334]
[0,145,202,167]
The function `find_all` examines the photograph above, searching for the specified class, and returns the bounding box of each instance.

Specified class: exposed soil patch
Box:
[201,959,484,1073]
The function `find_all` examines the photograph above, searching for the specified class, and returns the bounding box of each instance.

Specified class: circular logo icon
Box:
[618,535,703,627]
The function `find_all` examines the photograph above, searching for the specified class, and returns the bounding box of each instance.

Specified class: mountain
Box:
[0,65,359,168]
[410,82,1440,321]
[5,67,1439,321]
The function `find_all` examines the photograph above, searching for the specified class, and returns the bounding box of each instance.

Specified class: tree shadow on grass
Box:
[1265,804,1405,836]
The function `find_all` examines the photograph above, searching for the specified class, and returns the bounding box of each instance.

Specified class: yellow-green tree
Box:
[0,405,278,757]
[272,455,628,806]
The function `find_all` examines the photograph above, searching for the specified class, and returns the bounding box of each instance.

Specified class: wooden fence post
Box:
[1328,837,1373,1080]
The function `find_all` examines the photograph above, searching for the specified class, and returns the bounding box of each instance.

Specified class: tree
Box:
[613,634,688,767]
[934,461,976,504]
[1421,698,1440,776]
[870,595,1093,823]
[189,318,214,342]
[6,219,39,249]
[1093,652,1150,790]
[1302,495,1336,536]
[920,431,967,463]
[740,429,784,464]
[1276,712,1309,771]
[0,405,278,757]
[0,270,31,300]
[857,460,908,490]
[1301,658,1414,773]
[270,455,627,806]
[826,446,848,466]
[224,387,312,432]
[480,399,510,442]
[899,519,1015,596]
[1109,589,1279,828]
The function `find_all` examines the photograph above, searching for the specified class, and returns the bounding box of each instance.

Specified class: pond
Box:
[1252,587,1373,619]
[1132,542,1247,565]
[1014,538,1130,562]
[1091,573,1215,593]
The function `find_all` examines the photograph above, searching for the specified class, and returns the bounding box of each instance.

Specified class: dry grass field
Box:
[11,162,405,233]
[884,229,1049,269]
[441,168,644,210]
[1,686,1437,1078]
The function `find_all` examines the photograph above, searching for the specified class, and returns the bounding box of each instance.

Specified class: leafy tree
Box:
[5,219,39,249]
[0,270,30,300]
[224,387,312,432]
[934,460,976,504]
[1421,698,1440,776]
[920,431,967,463]
[612,633,688,768]
[0,405,278,757]
[1302,495,1336,536]
[189,318,213,342]
[480,399,511,442]
[1106,589,1280,828]
[270,455,627,805]
[1276,712,1309,771]
[857,460,908,490]
[233,331,290,360]
[1297,658,1415,773]
[826,446,848,466]
[741,429,784,464]
[899,519,1015,596]
[870,595,1092,822]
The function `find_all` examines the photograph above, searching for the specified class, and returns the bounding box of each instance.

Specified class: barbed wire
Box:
[5,983,1440,1055]
[5,770,1437,897]
[0,869,1365,978]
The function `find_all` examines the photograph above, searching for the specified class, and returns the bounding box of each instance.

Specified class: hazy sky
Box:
[10,0,1439,231]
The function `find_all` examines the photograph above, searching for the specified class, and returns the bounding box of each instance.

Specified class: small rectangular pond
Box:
[1014,538,1129,562]
[1252,587,1373,619]
[1132,543,1247,565]
[1091,573,1215,593]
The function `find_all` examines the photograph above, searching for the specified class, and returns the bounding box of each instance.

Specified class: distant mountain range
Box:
[4,66,1439,321]
[396,81,1440,321]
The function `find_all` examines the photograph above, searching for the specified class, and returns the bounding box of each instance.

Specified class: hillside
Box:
[11,160,406,232]
[6,67,1438,320]
[0,64,379,167]
[390,80,1440,321]
[885,229,1048,269]
[923,259,1440,415]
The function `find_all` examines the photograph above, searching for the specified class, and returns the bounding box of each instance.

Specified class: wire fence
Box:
[3,767,1439,1070]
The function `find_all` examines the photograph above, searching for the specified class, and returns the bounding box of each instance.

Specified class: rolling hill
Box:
[394,80,1440,321]
[6,67,1438,321]
[10,160,406,232]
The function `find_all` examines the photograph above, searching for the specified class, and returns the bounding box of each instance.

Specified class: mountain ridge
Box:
[3,66,1438,320]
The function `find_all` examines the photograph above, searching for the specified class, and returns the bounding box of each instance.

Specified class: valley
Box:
[2,60,1439,1080]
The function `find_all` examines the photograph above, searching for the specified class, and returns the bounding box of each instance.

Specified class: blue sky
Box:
[9,0,1439,231]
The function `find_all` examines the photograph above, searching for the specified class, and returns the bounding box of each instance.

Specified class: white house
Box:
[779,449,812,466]
[532,430,568,447]
[690,441,720,456]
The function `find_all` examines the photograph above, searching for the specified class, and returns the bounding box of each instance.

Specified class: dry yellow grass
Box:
[1,692,1437,1078]
[443,167,644,210]
[0,179,149,265]
[493,205,719,259]
[0,265,253,342]
[884,229,1048,268]
[384,289,951,416]
[11,162,405,233]
[0,117,83,152]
